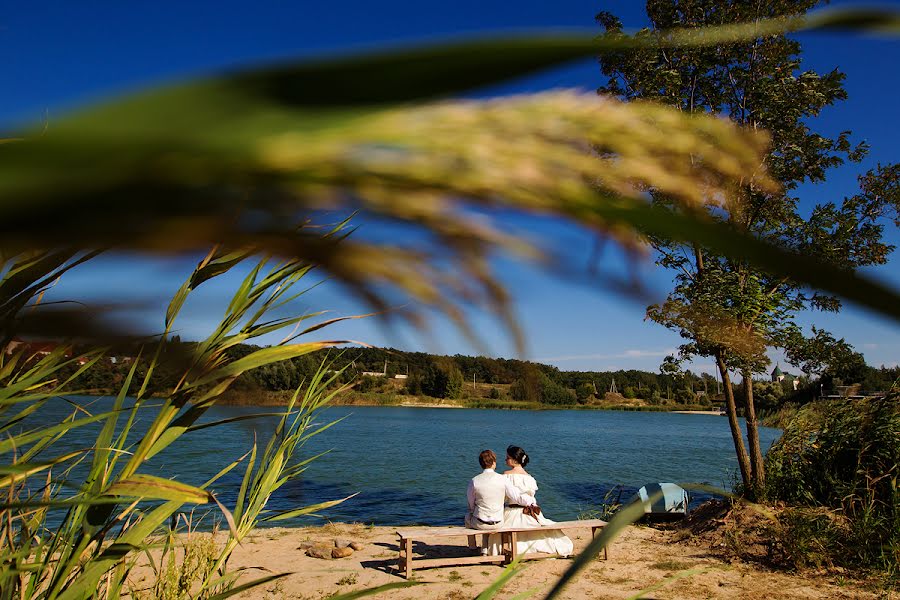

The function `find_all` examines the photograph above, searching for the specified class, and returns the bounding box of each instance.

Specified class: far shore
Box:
[218,389,720,414]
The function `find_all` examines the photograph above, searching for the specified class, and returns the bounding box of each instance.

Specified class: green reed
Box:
[0,241,354,600]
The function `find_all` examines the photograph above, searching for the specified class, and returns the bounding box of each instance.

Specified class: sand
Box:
[141,522,885,599]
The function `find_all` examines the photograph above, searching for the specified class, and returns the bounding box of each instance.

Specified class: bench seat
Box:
[396,518,607,578]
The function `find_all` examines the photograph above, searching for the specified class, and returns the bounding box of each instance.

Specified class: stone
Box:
[349,542,364,551]
[333,539,353,548]
[296,541,316,550]
[332,546,354,559]
[305,543,334,559]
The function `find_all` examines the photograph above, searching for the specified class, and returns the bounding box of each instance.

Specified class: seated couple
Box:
[465,446,574,557]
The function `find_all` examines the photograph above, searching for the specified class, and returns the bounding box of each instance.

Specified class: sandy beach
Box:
[130,521,883,599]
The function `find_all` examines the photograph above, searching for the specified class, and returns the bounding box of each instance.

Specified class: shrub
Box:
[575,382,595,403]
[764,396,899,574]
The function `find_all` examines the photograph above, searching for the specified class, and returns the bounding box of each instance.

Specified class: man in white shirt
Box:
[465,449,536,532]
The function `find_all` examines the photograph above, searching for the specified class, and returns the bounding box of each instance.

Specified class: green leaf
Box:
[104,474,210,503]
[261,493,358,522]
[191,342,341,386]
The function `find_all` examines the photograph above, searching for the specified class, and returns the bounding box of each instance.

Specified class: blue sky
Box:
[2,0,899,375]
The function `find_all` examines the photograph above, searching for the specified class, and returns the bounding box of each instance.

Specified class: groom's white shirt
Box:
[467,469,536,524]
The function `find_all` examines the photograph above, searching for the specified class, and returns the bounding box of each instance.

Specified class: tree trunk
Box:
[715,349,752,490]
[742,369,765,499]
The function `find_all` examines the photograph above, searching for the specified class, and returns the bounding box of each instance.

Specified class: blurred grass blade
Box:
[592,198,900,324]
[475,559,530,600]
[323,581,423,600]
[544,490,663,600]
[205,573,291,600]
[625,568,710,600]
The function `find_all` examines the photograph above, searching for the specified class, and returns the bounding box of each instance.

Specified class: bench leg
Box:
[509,531,519,563]
[591,526,608,560]
[404,537,413,579]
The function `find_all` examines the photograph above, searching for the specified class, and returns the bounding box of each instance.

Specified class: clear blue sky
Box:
[2,0,898,375]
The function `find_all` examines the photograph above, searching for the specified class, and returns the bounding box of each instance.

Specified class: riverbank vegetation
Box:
[685,395,899,587]
[764,395,899,578]
[51,342,726,411]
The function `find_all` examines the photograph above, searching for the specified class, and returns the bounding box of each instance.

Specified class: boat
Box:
[634,482,690,520]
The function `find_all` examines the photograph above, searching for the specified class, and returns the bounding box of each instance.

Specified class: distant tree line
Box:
[57,342,896,408]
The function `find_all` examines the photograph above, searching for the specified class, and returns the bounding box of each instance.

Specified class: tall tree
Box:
[597,1,897,497]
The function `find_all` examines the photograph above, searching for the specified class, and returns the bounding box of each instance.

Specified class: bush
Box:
[540,374,576,405]
[674,387,694,404]
[489,387,501,399]
[421,362,463,399]
[575,382,595,403]
[764,396,900,574]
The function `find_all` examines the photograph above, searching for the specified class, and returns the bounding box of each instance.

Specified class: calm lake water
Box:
[20,399,781,527]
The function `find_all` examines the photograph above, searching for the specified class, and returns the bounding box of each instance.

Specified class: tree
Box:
[598,1,897,498]
[575,382,596,403]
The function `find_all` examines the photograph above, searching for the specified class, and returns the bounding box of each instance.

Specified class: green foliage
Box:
[600,0,900,496]
[673,387,695,404]
[752,380,784,412]
[417,361,462,399]
[765,396,900,574]
[540,373,577,405]
[356,375,386,393]
[488,387,501,400]
[574,382,595,403]
[141,531,219,600]
[0,245,350,600]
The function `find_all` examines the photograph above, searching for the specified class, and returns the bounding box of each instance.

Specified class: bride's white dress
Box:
[486,472,574,557]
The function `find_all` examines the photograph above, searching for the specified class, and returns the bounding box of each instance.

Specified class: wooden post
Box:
[591,526,608,560]
[404,537,413,579]
[509,531,519,563]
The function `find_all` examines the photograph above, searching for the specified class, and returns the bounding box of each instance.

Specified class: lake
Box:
[18,399,781,527]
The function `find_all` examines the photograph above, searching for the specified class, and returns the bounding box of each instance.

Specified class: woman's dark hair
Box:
[507,445,529,468]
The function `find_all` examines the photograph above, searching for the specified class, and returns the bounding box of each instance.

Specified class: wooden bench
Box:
[396,519,608,579]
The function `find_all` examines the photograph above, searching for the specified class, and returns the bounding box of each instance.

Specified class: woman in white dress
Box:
[487,446,574,557]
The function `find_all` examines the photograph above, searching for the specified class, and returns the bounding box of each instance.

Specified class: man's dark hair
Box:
[478,449,496,469]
